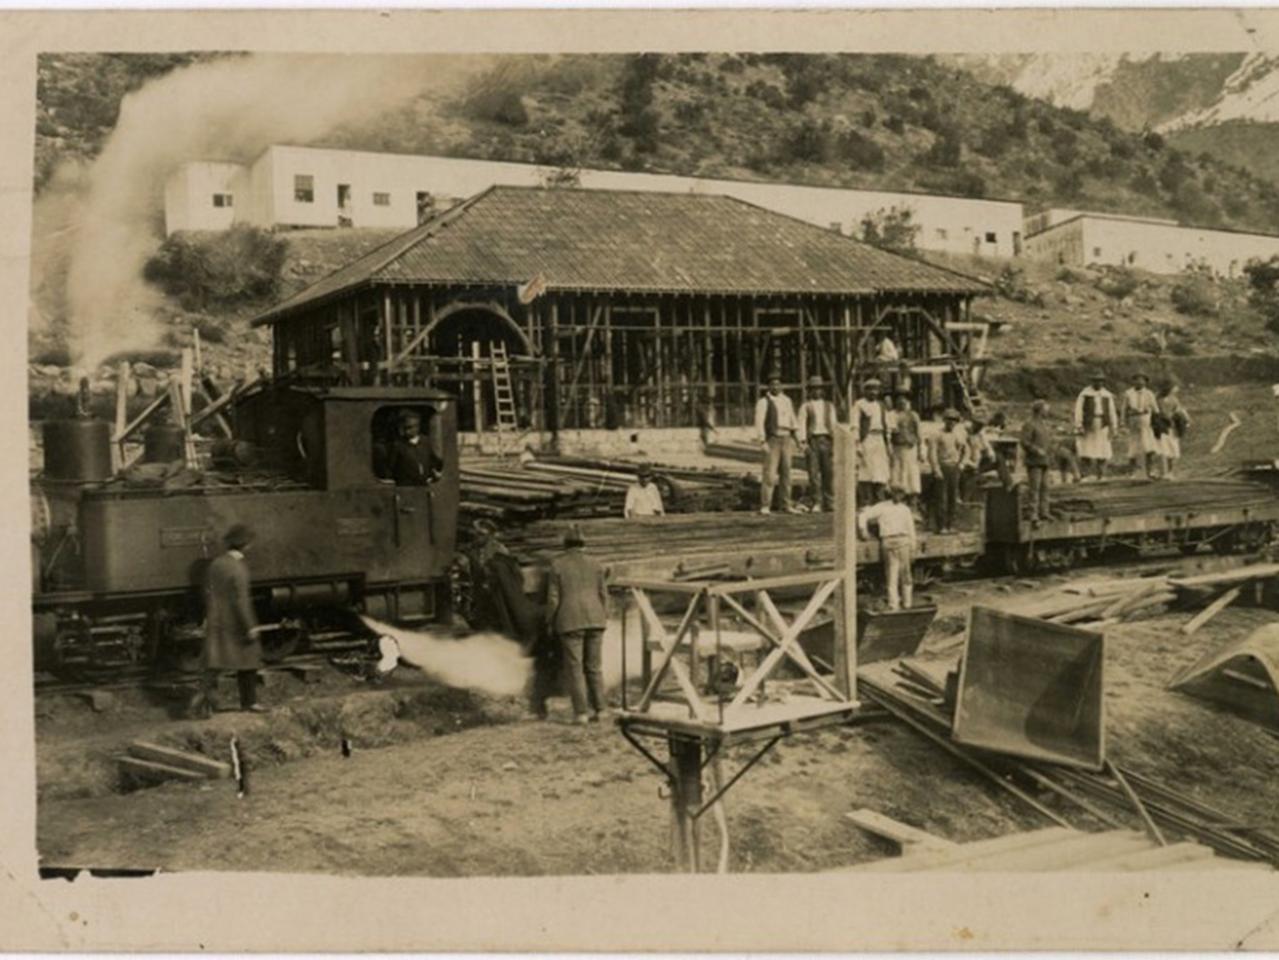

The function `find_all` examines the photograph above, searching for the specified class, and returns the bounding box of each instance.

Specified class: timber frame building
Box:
[253,185,988,437]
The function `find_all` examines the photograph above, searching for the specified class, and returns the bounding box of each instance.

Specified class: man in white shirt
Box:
[852,377,891,504]
[857,486,917,611]
[1121,371,1159,479]
[796,374,839,512]
[1074,371,1118,481]
[624,465,665,518]
[753,374,800,514]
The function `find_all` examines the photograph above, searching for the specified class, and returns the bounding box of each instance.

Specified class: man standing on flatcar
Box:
[1074,371,1118,481]
[189,524,266,718]
[1019,400,1054,525]
[797,375,839,512]
[754,374,801,515]
[383,409,442,485]
[852,377,892,503]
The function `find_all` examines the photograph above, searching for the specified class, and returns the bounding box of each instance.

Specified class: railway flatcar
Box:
[985,478,1279,574]
[31,380,458,680]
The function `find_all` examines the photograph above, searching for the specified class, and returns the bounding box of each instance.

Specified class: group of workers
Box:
[1072,370,1190,481]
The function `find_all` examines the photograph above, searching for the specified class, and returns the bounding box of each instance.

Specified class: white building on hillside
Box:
[1024,209,1279,276]
[163,145,1026,258]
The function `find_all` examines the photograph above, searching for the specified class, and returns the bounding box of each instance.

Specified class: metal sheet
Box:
[952,606,1106,770]
[1168,623,1279,731]
[858,606,938,665]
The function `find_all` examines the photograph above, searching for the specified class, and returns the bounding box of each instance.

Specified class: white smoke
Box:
[363,616,533,698]
[57,53,486,371]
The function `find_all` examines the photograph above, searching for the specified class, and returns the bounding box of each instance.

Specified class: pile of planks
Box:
[1013,562,1279,634]
[1045,478,1275,522]
[117,740,231,788]
[460,455,754,524]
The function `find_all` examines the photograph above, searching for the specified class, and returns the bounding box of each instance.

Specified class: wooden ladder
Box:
[489,342,520,450]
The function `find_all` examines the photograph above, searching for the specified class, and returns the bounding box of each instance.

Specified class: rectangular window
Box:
[936,228,948,240]
[1094,247,1103,258]
[294,174,314,203]
[212,193,233,208]
[985,231,997,243]
[373,192,390,207]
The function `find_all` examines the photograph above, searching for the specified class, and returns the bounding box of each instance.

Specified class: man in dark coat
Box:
[545,525,609,724]
[381,410,442,486]
[189,523,265,718]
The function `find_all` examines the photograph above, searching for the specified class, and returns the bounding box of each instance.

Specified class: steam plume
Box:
[363,617,533,698]
[58,53,483,371]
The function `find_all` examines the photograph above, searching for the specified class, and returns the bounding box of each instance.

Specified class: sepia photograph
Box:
[8,7,1279,951]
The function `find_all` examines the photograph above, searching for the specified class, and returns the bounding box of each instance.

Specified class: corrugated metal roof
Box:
[255,185,985,325]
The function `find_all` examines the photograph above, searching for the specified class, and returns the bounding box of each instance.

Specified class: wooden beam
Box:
[112,360,129,471]
[833,423,857,699]
[1181,585,1242,636]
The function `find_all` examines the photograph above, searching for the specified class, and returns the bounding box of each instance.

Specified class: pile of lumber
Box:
[1045,478,1274,522]
[460,455,754,524]
[1012,562,1279,634]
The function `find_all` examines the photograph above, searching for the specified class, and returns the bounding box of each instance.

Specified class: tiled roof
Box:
[255,185,985,324]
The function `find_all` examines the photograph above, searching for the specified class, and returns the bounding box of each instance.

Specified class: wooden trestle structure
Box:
[614,426,864,872]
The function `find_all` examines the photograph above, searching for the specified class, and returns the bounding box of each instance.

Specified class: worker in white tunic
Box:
[1121,372,1160,479]
[852,378,891,504]
[1074,371,1119,481]
[753,374,801,514]
[623,465,665,518]
[858,486,916,611]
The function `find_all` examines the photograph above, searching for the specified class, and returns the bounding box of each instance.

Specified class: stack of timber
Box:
[505,511,829,571]
[1008,561,1279,633]
[1042,478,1275,522]
[117,740,231,788]
[858,657,1279,867]
[459,455,753,523]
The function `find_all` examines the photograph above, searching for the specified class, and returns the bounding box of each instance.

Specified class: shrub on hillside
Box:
[1094,266,1139,300]
[858,206,919,254]
[922,128,962,168]
[144,225,288,311]
[838,129,885,172]
[1170,269,1218,317]
[1243,255,1279,333]
[992,265,1045,306]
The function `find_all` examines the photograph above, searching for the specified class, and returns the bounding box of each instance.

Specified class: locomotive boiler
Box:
[31,380,459,680]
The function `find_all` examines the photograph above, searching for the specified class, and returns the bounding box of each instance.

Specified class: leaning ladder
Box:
[489,342,520,451]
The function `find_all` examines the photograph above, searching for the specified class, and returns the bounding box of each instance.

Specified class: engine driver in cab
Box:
[380,409,442,486]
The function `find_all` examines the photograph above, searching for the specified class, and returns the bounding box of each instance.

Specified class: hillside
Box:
[35,52,1279,234]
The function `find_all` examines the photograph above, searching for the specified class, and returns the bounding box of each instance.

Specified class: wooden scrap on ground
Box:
[1210,412,1242,455]
[1181,585,1243,636]
[121,740,232,786]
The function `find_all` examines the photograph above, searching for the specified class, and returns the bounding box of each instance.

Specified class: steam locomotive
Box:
[31,379,458,680]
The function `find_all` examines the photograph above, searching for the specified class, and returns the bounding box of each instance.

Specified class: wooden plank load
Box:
[1042,478,1276,523]
[458,455,754,524]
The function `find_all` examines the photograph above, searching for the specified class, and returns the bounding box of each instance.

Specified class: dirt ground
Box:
[35,568,1279,876]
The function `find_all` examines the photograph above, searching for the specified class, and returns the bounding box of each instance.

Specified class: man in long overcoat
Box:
[190,523,266,717]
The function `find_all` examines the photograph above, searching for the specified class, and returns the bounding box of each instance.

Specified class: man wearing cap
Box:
[1074,372,1118,480]
[852,378,892,503]
[624,465,665,518]
[1019,400,1055,523]
[889,392,922,505]
[382,409,442,486]
[928,408,969,533]
[189,524,266,718]
[857,486,917,611]
[753,374,800,514]
[545,525,610,724]
[1121,372,1160,479]
[797,375,839,512]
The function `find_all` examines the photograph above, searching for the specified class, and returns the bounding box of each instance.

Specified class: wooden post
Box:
[669,736,702,872]
[832,423,858,699]
[471,340,485,437]
[193,327,203,374]
[113,360,129,472]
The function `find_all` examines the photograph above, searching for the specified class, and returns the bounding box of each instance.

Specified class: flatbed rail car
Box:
[986,478,1279,574]
[506,506,985,594]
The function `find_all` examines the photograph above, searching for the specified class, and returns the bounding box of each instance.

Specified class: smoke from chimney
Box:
[55,53,484,372]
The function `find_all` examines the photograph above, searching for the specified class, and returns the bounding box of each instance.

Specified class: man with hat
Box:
[624,464,665,518]
[797,374,840,512]
[852,377,892,504]
[1019,400,1055,523]
[189,523,266,718]
[545,524,610,724]
[1121,371,1160,479]
[1074,371,1118,480]
[928,408,969,533]
[753,373,801,514]
[857,486,917,611]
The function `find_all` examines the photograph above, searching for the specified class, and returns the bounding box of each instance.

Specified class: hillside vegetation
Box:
[36,52,1279,235]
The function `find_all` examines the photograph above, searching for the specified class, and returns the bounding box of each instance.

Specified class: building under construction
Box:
[253,185,987,445]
